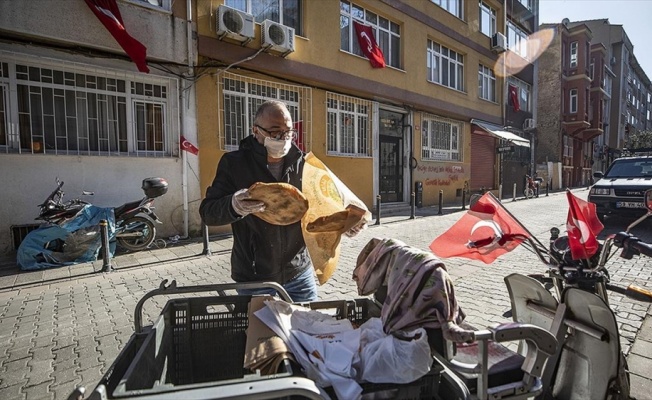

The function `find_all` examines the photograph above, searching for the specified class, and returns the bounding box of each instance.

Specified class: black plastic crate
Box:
[113,295,294,397]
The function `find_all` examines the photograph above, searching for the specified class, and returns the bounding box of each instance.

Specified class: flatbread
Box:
[306,210,349,233]
[247,182,309,226]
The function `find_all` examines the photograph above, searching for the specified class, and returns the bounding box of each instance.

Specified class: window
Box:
[569,88,578,114]
[227,0,302,34]
[507,21,528,59]
[563,134,573,158]
[507,77,531,112]
[326,92,372,157]
[479,2,496,37]
[570,41,578,68]
[0,60,176,156]
[340,1,400,69]
[517,0,533,9]
[427,40,464,91]
[421,114,462,161]
[431,0,463,18]
[478,64,496,102]
[589,61,594,80]
[128,0,172,11]
[220,72,310,151]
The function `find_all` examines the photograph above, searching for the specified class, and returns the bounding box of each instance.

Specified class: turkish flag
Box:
[430,192,530,263]
[508,85,520,112]
[353,20,386,68]
[84,0,150,73]
[566,191,604,260]
[180,135,199,155]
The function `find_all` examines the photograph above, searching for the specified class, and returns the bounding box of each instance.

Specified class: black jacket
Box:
[199,135,311,284]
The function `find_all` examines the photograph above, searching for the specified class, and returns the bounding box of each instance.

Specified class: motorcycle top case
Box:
[142,177,168,198]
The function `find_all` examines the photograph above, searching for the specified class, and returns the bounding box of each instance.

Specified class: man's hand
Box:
[231,188,266,217]
[344,219,367,238]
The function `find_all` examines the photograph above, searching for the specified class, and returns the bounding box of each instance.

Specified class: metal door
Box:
[379,135,403,202]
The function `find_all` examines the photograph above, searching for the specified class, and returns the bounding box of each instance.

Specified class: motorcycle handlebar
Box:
[613,231,652,259]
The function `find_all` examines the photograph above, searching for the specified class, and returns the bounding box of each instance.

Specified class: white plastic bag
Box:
[359,318,432,384]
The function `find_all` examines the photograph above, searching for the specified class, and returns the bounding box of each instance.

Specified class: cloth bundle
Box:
[353,238,474,343]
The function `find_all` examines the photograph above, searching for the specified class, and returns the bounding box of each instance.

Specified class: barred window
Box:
[427,40,464,91]
[340,1,401,69]
[478,64,496,102]
[220,72,310,151]
[1,60,175,156]
[421,114,462,161]
[326,92,372,157]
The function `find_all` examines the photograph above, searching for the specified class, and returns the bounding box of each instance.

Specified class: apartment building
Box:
[538,20,606,187]
[195,0,537,232]
[0,0,200,256]
[567,19,652,171]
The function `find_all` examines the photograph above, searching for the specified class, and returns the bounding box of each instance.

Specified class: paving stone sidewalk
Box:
[0,189,650,400]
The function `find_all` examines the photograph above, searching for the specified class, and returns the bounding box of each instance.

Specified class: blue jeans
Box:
[236,267,318,303]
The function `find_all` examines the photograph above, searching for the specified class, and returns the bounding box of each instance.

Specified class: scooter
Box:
[36,177,168,252]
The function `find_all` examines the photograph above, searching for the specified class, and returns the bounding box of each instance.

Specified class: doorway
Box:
[378,109,405,203]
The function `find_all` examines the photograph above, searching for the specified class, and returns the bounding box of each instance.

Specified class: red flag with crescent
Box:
[566,191,603,260]
[430,192,530,263]
[508,85,520,112]
[84,0,150,73]
[353,20,386,68]
[180,135,199,155]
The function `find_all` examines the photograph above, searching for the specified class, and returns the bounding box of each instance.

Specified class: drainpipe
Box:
[180,0,195,238]
[402,122,415,198]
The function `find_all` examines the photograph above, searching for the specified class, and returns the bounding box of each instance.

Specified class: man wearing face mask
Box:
[200,100,322,301]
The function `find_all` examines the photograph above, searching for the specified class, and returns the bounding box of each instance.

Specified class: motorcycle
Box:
[35,177,168,252]
[524,174,542,199]
[498,189,652,399]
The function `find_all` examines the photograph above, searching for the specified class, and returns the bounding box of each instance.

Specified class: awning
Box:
[471,119,530,147]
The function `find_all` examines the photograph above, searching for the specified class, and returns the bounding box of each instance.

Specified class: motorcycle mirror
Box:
[550,227,560,239]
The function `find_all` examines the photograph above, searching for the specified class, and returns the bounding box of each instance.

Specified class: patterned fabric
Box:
[353,238,474,343]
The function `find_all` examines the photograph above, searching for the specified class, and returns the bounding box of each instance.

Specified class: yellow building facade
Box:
[194,0,506,232]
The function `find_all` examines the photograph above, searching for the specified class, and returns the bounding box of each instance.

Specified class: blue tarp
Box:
[17,205,116,271]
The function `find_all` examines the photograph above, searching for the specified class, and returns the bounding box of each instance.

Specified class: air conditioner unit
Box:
[261,20,295,56]
[491,33,507,53]
[523,118,536,130]
[216,4,255,43]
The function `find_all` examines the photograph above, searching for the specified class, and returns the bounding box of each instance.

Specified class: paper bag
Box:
[244,296,294,374]
[301,153,371,284]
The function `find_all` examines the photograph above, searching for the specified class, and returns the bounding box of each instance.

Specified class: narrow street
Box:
[0,189,650,399]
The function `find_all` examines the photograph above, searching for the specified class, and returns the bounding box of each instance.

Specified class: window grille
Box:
[421,113,462,162]
[326,92,373,157]
[218,72,312,152]
[0,55,178,157]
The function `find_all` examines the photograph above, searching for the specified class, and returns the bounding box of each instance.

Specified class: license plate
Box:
[616,201,644,208]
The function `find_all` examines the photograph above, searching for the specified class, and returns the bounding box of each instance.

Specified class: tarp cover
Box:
[17,205,116,271]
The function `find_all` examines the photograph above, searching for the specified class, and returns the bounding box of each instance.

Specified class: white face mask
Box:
[264,137,292,158]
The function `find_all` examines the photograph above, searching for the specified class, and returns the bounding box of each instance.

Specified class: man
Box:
[200,100,364,302]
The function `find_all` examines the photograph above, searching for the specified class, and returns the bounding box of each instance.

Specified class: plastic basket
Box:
[112,294,295,397]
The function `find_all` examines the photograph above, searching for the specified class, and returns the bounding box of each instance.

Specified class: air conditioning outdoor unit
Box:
[491,32,507,53]
[523,118,536,130]
[216,4,255,43]
[261,20,295,56]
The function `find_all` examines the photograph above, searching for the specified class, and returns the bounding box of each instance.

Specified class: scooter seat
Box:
[451,340,525,391]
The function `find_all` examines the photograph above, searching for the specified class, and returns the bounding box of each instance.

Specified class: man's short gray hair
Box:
[254,100,289,123]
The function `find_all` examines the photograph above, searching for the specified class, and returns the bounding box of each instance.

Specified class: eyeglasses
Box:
[255,125,297,141]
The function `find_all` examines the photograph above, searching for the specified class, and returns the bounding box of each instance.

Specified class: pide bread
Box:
[306,210,349,233]
[247,182,309,226]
